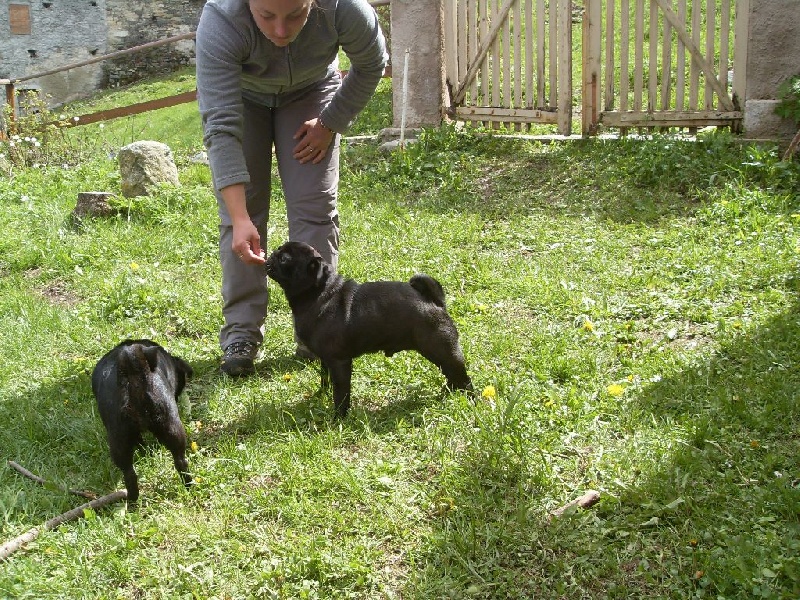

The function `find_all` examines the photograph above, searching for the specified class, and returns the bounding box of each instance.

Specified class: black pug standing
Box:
[265,241,473,417]
[92,339,193,502]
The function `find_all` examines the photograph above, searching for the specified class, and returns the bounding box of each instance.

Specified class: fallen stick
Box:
[549,489,601,521]
[783,127,800,162]
[0,489,127,560]
[7,461,96,499]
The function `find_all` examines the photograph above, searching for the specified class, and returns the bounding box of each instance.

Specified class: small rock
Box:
[73,191,116,218]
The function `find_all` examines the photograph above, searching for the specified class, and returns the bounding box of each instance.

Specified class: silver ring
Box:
[308,146,315,152]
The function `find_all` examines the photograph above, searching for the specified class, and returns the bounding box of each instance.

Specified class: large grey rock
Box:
[118,141,179,198]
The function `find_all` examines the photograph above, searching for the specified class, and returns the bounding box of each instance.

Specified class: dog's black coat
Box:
[92,339,193,502]
[265,241,473,417]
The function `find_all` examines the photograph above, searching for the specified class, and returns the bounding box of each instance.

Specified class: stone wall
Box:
[743,0,800,141]
[103,0,202,87]
[0,0,201,106]
[389,0,445,129]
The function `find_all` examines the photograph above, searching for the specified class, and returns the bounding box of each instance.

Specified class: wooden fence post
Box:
[1,81,16,140]
[582,0,602,136]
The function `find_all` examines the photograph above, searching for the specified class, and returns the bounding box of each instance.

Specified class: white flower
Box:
[72,116,80,122]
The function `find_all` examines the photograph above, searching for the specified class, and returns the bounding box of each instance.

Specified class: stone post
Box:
[744,0,800,141]
[389,0,446,129]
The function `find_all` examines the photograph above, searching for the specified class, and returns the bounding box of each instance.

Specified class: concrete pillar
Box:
[744,0,800,141]
[389,0,446,129]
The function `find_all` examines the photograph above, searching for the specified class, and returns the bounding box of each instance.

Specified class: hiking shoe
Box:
[221,340,258,377]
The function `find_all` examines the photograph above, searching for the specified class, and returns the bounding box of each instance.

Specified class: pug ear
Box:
[308,256,329,284]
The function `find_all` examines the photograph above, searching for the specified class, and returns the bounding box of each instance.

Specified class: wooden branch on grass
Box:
[0,490,127,560]
[783,128,800,161]
[548,490,601,522]
[8,460,97,499]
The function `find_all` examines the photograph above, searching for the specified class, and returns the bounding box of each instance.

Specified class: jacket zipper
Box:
[286,46,293,89]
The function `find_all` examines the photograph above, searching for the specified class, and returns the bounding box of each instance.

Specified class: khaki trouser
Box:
[217,78,341,351]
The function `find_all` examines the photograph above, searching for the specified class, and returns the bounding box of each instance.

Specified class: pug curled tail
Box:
[409,274,446,308]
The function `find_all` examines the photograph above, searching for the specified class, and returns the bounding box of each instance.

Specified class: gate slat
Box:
[719,0,730,101]
[582,0,601,134]
[649,0,659,111]
[536,0,545,107]
[689,0,700,112]
[502,0,512,126]
[525,0,534,112]
[481,0,490,106]
[444,1,458,101]
[549,0,557,108]
[604,0,615,111]
[469,0,478,104]
[705,0,715,109]
[661,0,673,111]
[634,0,645,112]
[557,0,572,135]
[492,0,502,128]
[513,0,522,129]
[676,0,686,111]
[620,0,630,113]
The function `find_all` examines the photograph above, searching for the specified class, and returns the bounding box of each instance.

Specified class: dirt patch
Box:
[39,280,81,307]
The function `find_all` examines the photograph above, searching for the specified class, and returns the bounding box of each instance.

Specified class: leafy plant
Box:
[775,75,800,125]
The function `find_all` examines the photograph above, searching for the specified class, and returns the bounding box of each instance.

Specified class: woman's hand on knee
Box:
[292,118,335,165]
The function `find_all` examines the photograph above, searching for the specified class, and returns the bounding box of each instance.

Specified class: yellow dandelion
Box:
[482,385,496,400]
[689,539,698,547]
[750,440,760,448]
[607,383,625,397]
[626,374,634,382]
[190,441,199,453]
[130,261,139,270]
[582,318,595,332]
[282,373,293,382]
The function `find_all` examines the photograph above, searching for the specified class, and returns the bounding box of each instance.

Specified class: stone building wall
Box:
[103,0,203,87]
[0,0,201,106]
[743,0,800,141]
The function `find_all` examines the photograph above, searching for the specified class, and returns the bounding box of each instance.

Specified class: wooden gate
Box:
[443,0,748,136]
[443,0,575,135]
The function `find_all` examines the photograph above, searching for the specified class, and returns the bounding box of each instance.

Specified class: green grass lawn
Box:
[0,71,799,599]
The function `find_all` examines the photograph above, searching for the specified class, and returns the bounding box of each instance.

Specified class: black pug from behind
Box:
[92,339,193,502]
[265,241,473,417]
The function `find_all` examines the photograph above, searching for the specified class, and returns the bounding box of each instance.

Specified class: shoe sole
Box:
[221,359,255,377]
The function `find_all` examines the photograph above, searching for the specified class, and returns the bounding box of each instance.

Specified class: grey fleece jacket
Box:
[196,0,388,192]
